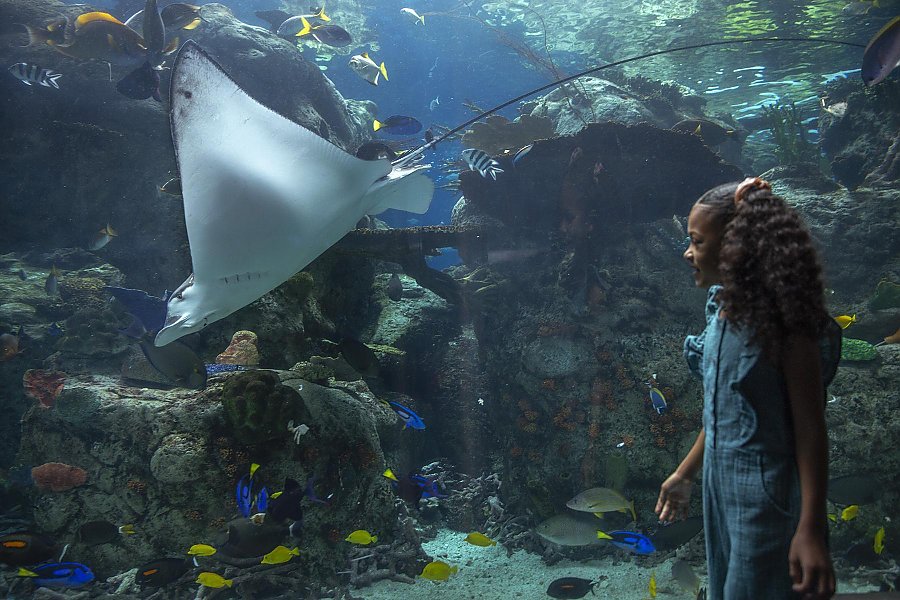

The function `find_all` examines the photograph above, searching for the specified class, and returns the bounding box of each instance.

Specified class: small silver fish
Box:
[400,7,424,25]
[8,63,62,89]
[89,224,117,250]
[45,266,60,296]
[349,52,388,86]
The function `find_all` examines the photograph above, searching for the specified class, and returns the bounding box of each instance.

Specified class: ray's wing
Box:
[169,42,391,284]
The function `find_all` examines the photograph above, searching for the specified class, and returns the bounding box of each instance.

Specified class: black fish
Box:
[307,24,351,47]
[387,273,403,301]
[78,520,132,546]
[16,269,27,281]
[267,478,304,523]
[671,119,735,146]
[136,557,193,588]
[106,286,168,333]
[356,141,397,161]
[546,576,598,599]
[116,61,161,102]
[160,3,202,29]
[828,474,882,505]
[649,515,703,551]
[0,532,58,566]
[255,9,292,32]
[219,518,286,558]
[338,338,379,377]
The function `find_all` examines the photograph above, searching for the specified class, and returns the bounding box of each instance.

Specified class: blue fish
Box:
[410,474,447,499]
[600,530,656,555]
[18,562,94,588]
[373,115,422,135]
[649,387,667,414]
[205,363,249,375]
[235,463,266,518]
[388,401,426,430]
[255,486,269,513]
[105,286,169,333]
[48,322,64,337]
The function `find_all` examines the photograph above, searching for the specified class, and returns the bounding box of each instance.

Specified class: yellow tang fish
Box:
[874,526,885,555]
[834,314,857,329]
[419,560,458,581]
[345,530,378,545]
[196,572,232,588]
[464,532,496,547]
[841,505,859,522]
[187,543,216,556]
[827,513,837,523]
[261,545,299,565]
[649,571,657,598]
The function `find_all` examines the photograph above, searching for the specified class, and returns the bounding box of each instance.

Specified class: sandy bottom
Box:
[357,529,700,600]
[355,529,884,600]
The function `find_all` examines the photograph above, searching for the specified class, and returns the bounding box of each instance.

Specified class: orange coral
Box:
[622,434,635,448]
[215,330,260,366]
[31,462,87,492]
[23,369,66,409]
[184,510,202,521]
[590,378,614,406]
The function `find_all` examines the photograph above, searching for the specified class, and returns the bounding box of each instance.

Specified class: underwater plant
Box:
[761,102,818,166]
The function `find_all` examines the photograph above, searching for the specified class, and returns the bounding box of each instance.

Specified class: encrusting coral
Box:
[23,369,66,409]
[31,462,88,492]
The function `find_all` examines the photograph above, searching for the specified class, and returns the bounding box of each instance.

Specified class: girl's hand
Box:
[789,526,835,599]
[655,472,693,523]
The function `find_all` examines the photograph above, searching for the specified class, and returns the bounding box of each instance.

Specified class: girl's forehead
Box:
[688,203,719,229]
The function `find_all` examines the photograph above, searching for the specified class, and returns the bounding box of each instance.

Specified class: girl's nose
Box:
[683,248,693,263]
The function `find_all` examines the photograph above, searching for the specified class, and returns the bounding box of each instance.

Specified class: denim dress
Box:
[684,285,841,600]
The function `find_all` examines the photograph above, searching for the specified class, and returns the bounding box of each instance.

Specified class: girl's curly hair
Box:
[697,181,829,361]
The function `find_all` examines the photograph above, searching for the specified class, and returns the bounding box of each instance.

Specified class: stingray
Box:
[155,42,433,346]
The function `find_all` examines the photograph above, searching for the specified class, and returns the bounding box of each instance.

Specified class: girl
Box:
[655,178,842,600]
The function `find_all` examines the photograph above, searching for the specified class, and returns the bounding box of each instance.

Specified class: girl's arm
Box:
[783,334,835,598]
[655,428,704,523]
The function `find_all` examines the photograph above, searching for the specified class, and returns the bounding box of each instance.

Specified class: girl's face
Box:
[684,203,724,287]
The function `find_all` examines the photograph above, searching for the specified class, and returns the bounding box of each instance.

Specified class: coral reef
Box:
[461,114,556,156]
[841,338,879,362]
[216,330,261,366]
[22,369,65,409]
[870,279,900,311]
[221,371,307,445]
[31,462,87,492]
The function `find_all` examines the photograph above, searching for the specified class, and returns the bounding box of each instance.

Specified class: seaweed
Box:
[761,102,818,166]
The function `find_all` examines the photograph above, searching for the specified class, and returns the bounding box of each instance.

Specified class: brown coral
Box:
[541,379,557,391]
[588,422,601,439]
[31,462,87,492]
[23,369,66,409]
[126,479,147,494]
[655,436,667,448]
[509,446,524,458]
[216,330,260,366]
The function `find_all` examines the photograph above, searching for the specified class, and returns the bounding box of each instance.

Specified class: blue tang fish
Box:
[598,530,656,555]
[388,401,426,430]
[18,562,94,588]
[235,463,268,518]
[649,387,667,414]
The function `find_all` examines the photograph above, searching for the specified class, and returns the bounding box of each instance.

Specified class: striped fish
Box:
[461,148,504,180]
[8,63,62,89]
